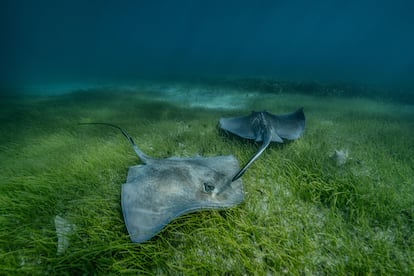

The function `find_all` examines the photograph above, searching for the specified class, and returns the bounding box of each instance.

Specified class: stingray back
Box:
[121,155,243,243]
[220,108,305,142]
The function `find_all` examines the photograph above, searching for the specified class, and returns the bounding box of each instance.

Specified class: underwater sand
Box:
[0,80,413,274]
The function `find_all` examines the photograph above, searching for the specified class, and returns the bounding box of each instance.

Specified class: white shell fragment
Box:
[331,149,349,166]
[54,215,76,255]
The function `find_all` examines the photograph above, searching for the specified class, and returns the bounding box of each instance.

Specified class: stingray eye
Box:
[203,182,215,193]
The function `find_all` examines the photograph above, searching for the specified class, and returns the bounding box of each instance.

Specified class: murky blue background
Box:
[1,0,413,91]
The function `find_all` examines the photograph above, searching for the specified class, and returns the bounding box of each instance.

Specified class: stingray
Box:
[219,107,305,181]
[81,123,243,243]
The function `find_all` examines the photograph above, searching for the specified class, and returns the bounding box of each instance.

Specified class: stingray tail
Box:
[79,123,151,163]
[231,135,272,181]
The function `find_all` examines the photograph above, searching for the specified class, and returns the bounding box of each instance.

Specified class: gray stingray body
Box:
[82,123,243,243]
[123,155,243,243]
[219,108,305,180]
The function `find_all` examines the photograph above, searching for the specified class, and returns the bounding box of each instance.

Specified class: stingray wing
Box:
[267,107,305,140]
[219,113,259,140]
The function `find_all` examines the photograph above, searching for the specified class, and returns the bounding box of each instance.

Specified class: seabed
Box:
[0,79,413,274]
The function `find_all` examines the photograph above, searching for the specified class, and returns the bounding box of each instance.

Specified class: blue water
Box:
[1,0,414,93]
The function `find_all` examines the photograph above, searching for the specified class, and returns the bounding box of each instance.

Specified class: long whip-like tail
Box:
[79,122,150,163]
[231,137,271,182]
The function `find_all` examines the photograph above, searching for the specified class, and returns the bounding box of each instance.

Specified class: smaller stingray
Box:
[81,123,243,243]
[219,108,305,181]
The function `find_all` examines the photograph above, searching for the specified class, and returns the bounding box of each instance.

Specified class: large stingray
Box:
[219,108,305,181]
[81,123,243,243]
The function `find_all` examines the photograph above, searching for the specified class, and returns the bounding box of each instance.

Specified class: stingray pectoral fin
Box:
[219,115,257,139]
[270,107,305,140]
[232,132,275,181]
[121,180,171,243]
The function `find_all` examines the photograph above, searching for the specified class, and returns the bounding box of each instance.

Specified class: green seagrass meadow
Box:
[1,81,413,274]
